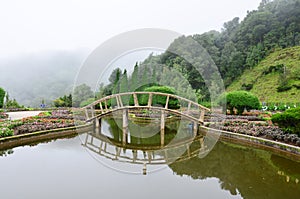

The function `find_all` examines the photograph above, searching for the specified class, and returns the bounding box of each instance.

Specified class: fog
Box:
[0,50,87,107]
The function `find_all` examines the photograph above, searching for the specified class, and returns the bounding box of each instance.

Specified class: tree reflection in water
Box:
[169,141,300,199]
[83,116,300,199]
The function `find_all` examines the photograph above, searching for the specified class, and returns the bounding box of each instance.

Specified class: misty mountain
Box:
[0,50,88,107]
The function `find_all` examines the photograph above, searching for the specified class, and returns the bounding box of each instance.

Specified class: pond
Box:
[0,117,299,199]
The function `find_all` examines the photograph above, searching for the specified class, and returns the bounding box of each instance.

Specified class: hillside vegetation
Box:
[228,46,300,103]
[129,0,300,102]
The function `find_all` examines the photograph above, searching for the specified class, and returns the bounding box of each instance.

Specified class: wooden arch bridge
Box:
[81,92,210,146]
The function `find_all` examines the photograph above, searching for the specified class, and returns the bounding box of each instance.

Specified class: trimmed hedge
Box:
[218,91,260,115]
[271,107,300,136]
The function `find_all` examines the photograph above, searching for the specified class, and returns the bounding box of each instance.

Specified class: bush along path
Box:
[206,112,300,147]
[0,110,85,138]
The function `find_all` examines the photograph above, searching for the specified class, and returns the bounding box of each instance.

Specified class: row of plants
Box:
[0,110,84,138]
[261,103,299,111]
[271,107,300,136]
[208,113,264,121]
[207,121,300,146]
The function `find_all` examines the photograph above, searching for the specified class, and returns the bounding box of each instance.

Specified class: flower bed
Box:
[0,109,84,138]
[0,112,8,120]
[207,117,300,147]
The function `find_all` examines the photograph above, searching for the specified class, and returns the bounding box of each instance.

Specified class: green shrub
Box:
[277,85,292,92]
[293,84,300,89]
[271,107,300,136]
[138,86,180,109]
[218,91,260,115]
[54,94,72,107]
[80,98,96,108]
[241,83,253,91]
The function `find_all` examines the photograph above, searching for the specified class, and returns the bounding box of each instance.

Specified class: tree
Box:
[72,84,93,107]
[0,87,5,108]
[119,70,129,105]
[119,70,128,93]
[112,68,122,94]
[53,94,72,107]
[130,62,139,91]
[218,91,260,115]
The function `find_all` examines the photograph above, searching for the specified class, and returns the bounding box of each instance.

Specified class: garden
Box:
[206,91,300,146]
[0,110,84,138]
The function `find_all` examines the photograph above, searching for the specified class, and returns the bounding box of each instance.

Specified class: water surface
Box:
[0,118,299,199]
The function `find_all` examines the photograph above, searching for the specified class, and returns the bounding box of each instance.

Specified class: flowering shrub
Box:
[0,112,8,119]
[0,128,13,137]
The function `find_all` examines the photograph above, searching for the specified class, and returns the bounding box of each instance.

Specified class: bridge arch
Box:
[82,91,210,124]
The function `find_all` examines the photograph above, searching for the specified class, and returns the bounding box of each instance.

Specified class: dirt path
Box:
[6,111,43,120]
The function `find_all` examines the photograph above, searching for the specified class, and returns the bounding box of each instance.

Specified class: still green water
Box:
[0,117,299,199]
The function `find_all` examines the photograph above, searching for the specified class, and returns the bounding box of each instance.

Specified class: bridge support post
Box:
[200,137,204,149]
[199,110,205,123]
[161,110,165,146]
[193,121,198,137]
[122,109,129,145]
[95,118,101,134]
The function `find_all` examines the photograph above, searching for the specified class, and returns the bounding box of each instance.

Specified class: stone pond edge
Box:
[1,123,299,157]
[201,126,300,156]
[0,123,93,150]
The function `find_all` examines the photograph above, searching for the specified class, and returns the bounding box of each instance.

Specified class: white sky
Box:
[0,0,262,59]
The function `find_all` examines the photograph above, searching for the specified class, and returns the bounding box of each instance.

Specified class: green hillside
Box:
[227,46,300,103]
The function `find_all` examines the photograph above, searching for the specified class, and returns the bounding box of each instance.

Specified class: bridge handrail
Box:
[82,91,210,111]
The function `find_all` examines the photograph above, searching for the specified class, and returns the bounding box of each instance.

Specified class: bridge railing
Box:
[81,92,210,124]
[83,132,206,165]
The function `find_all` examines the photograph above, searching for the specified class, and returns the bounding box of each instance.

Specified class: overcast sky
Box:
[0,0,262,59]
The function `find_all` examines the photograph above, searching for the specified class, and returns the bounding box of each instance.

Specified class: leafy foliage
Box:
[72,84,93,107]
[84,0,300,107]
[271,107,300,136]
[146,0,300,99]
[139,86,180,109]
[219,91,261,115]
[0,128,13,138]
[53,94,72,107]
[0,87,5,108]
[228,46,300,103]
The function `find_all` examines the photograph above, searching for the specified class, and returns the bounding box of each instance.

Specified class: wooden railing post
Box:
[116,95,120,107]
[133,93,139,106]
[165,95,170,109]
[148,93,153,107]
[104,100,108,111]
[85,108,89,120]
[117,95,123,107]
[99,102,103,113]
[187,102,191,112]
[91,106,95,118]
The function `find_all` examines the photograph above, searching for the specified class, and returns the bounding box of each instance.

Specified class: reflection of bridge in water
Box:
[81,92,212,174]
[83,131,208,175]
[81,92,211,146]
